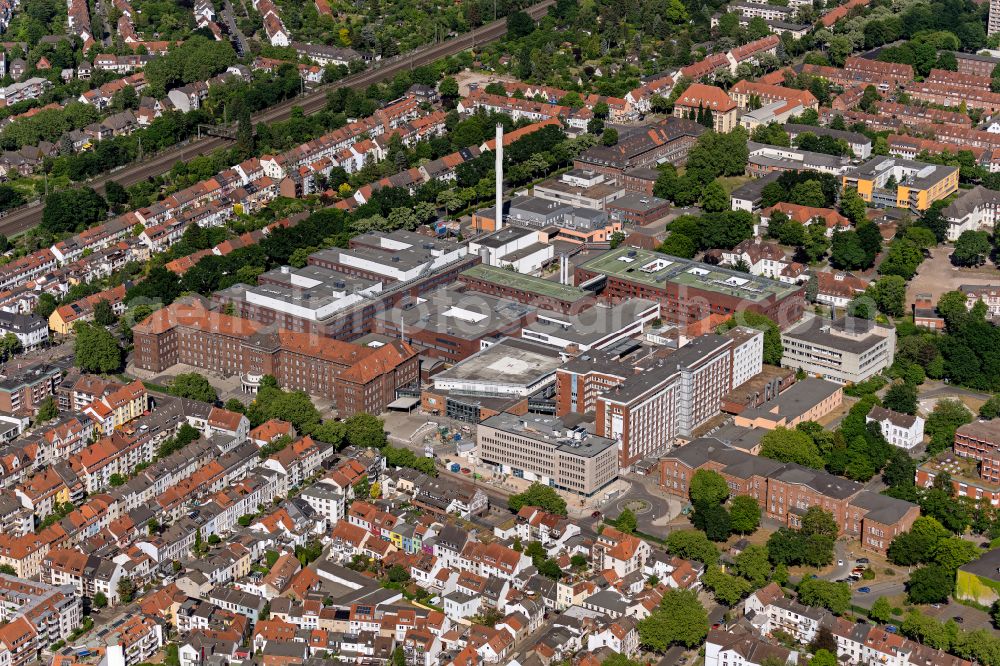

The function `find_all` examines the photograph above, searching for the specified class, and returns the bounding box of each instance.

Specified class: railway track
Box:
[0,0,555,237]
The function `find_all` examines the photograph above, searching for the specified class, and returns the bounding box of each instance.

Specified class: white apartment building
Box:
[866,405,925,450]
[941,185,1000,241]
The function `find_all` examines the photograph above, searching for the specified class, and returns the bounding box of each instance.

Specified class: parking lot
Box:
[907,246,1000,304]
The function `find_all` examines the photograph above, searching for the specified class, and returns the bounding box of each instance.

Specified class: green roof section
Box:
[580,246,800,303]
[461,264,589,301]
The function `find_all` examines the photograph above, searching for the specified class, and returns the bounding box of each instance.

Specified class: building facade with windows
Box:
[476,412,619,497]
[781,316,896,384]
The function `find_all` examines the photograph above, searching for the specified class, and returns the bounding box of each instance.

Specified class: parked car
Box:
[837,559,844,566]
[856,558,869,564]
[886,625,898,634]
[953,616,964,624]
[591,511,601,518]
[858,586,871,593]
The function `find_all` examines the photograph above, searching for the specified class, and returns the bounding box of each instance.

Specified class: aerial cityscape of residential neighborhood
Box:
[7,0,1000,665]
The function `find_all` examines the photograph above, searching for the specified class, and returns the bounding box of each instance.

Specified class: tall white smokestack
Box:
[495,123,503,231]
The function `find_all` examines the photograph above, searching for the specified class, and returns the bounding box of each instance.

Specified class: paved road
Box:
[222,0,248,56]
[0,0,555,238]
[850,579,905,609]
[919,380,991,403]
[607,474,681,538]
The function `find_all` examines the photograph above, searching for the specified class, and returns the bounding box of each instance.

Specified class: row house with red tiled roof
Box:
[0,249,57,291]
[679,52,730,81]
[760,202,851,237]
[260,435,331,493]
[496,81,636,122]
[906,79,1000,114]
[457,89,592,130]
[627,74,675,115]
[81,379,147,434]
[70,432,153,493]
[34,415,95,466]
[0,524,67,578]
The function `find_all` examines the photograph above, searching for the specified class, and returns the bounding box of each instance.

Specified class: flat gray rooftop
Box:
[434,337,563,387]
[480,412,616,458]
[377,286,534,339]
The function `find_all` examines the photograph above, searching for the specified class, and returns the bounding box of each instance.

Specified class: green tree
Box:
[665,529,719,565]
[810,649,838,666]
[93,299,117,326]
[729,495,761,534]
[35,396,58,422]
[888,516,951,566]
[344,412,385,448]
[438,77,459,101]
[692,502,732,542]
[93,591,108,608]
[387,564,410,583]
[312,420,346,447]
[506,10,535,38]
[760,427,825,468]
[703,565,753,605]
[170,373,218,403]
[840,186,868,225]
[931,537,980,571]
[980,395,1000,419]
[116,577,134,603]
[658,233,697,258]
[789,180,827,207]
[236,105,255,159]
[883,382,918,415]
[801,506,838,540]
[733,544,771,587]
[508,482,568,516]
[868,276,907,317]
[797,578,851,614]
[42,187,107,234]
[906,565,953,604]
[700,181,729,213]
[953,230,992,267]
[35,293,57,319]
[73,322,122,373]
[689,469,730,506]
[718,311,782,365]
[638,589,708,651]
[879,239,924,280]
[831,230,870,270]
[869,596,893,623]
[614,508,638,534]
[925,399,972,456]
[601,128,619,146]
[685,128,750,185]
